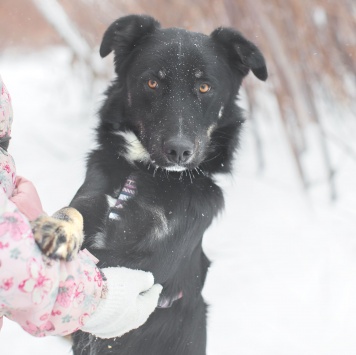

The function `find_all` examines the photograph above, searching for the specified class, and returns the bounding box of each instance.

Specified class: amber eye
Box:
[148,79,158,89]
[199,83,211,93]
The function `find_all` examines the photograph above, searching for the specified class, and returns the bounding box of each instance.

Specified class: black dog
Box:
[68,14,267,355]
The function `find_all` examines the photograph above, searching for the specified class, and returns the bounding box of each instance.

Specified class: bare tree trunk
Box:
[244,83,265,173]
[32,0,91,60]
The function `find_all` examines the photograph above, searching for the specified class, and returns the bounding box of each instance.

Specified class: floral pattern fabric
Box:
[0,75,16,198]
[0,192,103,337]
[0,76,12,139]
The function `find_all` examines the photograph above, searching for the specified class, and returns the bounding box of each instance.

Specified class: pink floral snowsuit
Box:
[0,77,103,337]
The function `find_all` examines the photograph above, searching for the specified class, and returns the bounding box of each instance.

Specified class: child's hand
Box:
[81,267,163,338]
[10,176,44,221]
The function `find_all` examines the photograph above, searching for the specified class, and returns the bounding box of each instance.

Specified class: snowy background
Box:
[1,40,356,355]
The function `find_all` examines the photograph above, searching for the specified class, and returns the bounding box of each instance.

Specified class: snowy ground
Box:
[1,47,356,355]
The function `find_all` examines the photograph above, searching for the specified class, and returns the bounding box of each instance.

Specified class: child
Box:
[0,75,162,338]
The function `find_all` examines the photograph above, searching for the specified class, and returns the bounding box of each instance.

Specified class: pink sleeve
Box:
[0,193,103,337]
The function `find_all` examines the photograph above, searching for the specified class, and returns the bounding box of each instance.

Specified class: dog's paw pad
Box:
[31,208,84,261]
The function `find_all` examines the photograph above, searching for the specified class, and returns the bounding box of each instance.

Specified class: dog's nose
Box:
[164,138,194,164]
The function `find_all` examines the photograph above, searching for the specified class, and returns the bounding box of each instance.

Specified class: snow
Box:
[1,47,356,355]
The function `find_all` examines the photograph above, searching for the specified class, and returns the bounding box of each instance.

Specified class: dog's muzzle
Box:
[163,137,194,165]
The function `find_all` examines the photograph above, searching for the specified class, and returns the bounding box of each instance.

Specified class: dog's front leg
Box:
[32,174,111,261]
[32,190,110,261]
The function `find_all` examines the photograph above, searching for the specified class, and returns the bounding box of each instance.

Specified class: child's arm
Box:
[0,193,161,338]
[0,192,103,336]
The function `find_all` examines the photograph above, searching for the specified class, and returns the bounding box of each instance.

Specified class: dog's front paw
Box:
[31,207,84,261]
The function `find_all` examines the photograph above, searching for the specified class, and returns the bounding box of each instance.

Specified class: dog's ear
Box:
[210,27,267,81]
[100,15,161,62]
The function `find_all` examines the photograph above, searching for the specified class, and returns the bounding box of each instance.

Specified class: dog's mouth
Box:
[151,150,202,172]
[163,164,187,172]
[150,161,190,172]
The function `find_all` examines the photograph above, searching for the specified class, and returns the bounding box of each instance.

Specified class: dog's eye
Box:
[148,79,158,89]
[199,83,211,93]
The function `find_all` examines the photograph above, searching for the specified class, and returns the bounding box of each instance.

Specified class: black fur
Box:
[71,15,267,355]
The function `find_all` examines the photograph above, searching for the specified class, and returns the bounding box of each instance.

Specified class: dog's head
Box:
[99,15,267,174]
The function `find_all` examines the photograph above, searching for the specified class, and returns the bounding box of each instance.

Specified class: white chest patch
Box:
[90,231,107,249]
[115,130,151,164]
[106,195,117,208]
[137,201,169,241]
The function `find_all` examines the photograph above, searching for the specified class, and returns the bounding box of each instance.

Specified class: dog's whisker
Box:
[209,143,228,148]
[190,169,197,182]
[203,152,222,164]
[196,167,206,176]
[187,170,193,184]
[153,166,158,177]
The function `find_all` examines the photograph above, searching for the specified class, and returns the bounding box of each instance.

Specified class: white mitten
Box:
[81,267,162,339]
